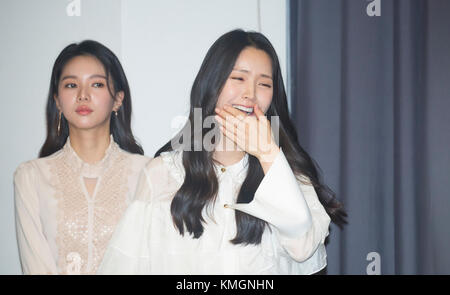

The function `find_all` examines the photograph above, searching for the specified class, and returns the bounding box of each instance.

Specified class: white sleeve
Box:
[14,163,58,275]
[97,168,153,274]
[226,150,331,262]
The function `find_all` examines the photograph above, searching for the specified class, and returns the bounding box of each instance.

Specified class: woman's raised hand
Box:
[215,104,280,169]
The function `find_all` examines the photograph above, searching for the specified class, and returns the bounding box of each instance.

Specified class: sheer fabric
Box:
[14,136,150,274]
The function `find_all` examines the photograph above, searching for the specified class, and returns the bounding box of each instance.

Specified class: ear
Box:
[54,94,61,111]
[113,91,124,111]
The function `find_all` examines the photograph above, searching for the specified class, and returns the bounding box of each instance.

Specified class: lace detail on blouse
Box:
[48,138,131,274]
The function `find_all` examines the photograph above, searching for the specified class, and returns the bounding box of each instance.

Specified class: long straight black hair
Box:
[39,40,144,157]
[156,29,346,245]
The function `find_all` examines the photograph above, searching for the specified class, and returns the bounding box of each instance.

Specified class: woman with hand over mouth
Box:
[98,29,346,275]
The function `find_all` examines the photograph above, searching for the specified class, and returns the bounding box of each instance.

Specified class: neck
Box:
[68,125,111,164]
[213,134,246,167]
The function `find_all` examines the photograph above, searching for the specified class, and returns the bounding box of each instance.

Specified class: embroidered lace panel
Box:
[48,141,130,274]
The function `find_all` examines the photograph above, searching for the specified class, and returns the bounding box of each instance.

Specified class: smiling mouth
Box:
[232,104,254,115]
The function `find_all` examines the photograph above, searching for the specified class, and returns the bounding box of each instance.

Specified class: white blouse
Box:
[98,149,331,275]
[13,136,150,274]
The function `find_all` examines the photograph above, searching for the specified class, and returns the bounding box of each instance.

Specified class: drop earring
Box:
[57,111,62,136]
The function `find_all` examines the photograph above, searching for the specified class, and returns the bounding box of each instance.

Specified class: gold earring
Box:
[57,111,62,136]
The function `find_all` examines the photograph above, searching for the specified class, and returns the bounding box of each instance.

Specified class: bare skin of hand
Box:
[215,104,280,174]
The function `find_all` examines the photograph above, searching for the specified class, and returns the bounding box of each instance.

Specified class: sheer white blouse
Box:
[13,136,150,274]
[98,149,331,275]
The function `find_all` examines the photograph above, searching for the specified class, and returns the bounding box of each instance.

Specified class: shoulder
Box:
[14,147,68,179]
[141,150,183,181]
[13,153,58,184]
[14,160,35,182]
[119,149,152,166]
[152,150,184,183]
[134,150,184,202]
[40,147,65,162]
[13,158,45,193]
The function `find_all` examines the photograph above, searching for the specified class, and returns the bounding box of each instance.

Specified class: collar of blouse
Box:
[62,134,118,178]
[214,153,248,182]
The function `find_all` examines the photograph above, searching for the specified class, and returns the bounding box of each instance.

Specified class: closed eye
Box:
[259,83,272,88]
[231,77,244,81]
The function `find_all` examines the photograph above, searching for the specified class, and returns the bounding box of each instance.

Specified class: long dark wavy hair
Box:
[39,40,144,157]
[155,29,346,245]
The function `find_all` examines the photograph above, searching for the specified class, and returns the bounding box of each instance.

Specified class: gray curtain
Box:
[289,0,450,274]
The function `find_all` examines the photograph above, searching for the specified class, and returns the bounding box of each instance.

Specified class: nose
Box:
[77,86,90,102]
[243,80,256,100]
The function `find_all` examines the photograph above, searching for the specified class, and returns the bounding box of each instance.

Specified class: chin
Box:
[70,119,107,131]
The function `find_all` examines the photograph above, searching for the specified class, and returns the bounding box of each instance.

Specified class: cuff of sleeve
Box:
[226,149,312,238]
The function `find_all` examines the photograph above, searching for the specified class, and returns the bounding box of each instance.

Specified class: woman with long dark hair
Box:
[98,29,346,274]
[13,40,150,274]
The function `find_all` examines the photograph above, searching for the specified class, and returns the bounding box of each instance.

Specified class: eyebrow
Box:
[60,74,107,81]
[232,68,272,79]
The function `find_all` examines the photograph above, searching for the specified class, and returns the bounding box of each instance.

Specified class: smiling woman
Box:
[13,40,151,274]
[98,29,346,275]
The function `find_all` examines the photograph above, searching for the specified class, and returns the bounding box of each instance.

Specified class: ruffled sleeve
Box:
[225,150,331,262]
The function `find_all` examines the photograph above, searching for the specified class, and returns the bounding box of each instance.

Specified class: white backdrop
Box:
[0,0,286,274]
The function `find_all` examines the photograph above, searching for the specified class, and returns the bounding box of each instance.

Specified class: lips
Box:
[75,106,93,115]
